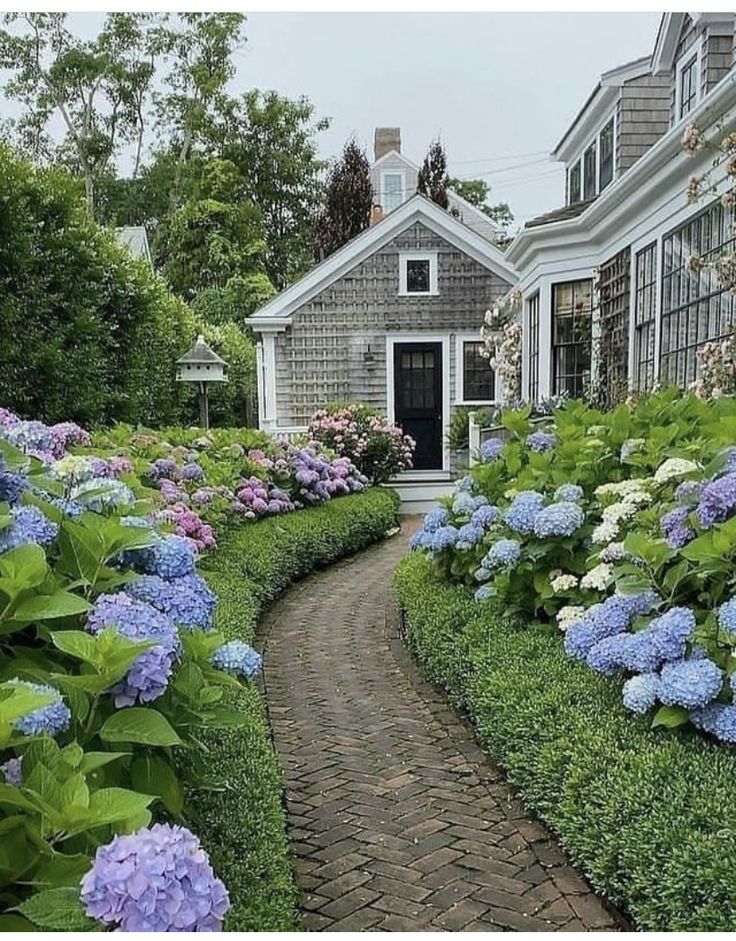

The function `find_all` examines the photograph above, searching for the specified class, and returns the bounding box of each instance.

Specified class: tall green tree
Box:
[417,139,449,209]
[0,12,162,215]
[448,176,514,235]
[312,138,372,262]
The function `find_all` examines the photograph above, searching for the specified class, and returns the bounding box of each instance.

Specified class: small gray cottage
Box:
[249,193,517,502]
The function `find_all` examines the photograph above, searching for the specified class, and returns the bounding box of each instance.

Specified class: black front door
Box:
[394,342,443,471]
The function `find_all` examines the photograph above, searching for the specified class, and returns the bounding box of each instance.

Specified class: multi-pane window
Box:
[568,164,581,205]
[399,253,437,295]
[552,279,593,398]
[634,243,658,392]
[599,118,614,191]
[598,247,631,407]
[527,293,540,402]
[660,201,736,386]
[583,144,597,200]
[382,172,404,211]
[461,341,495,402]
[679,55,698,119]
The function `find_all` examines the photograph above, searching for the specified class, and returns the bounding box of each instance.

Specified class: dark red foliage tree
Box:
[312,138,372,261]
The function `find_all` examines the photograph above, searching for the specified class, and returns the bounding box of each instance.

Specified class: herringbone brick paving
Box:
[258,521,623,932]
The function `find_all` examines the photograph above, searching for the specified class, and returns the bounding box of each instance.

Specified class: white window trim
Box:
[675,42,701,123]
[398,251,439,297]
[386,333,451,475]
[566,109,617,204]
[454,333,498,405]
[380,169,407,213]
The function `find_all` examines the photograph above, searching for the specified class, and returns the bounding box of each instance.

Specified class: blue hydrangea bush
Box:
[411,390,736,746]
[0,409,268,931]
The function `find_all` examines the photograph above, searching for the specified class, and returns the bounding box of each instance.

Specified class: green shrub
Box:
[395,552,736,931]
[181,487,399,930]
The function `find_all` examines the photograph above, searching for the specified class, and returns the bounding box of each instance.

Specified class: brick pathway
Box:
[258,523,623,932]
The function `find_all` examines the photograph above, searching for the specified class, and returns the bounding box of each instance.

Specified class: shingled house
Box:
[249,187,516,508]
[507,12,736,407]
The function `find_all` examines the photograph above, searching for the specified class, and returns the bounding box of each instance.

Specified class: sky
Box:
[4,11,663,229]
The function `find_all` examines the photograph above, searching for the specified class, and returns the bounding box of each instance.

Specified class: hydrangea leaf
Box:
[13,589,90,623]
[18,887,96,931]
[130,754,184,816]
[651,704,690,729]
[100,708,181,747]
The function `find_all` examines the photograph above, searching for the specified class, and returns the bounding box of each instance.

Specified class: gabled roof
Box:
[652,12,735,74]
[249,194,517,328]
[177,334,226,365]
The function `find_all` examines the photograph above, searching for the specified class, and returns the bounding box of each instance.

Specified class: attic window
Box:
[382,171,405,212]
[678,54,698,119]
[599,118,614,191]
[399,252,438,296]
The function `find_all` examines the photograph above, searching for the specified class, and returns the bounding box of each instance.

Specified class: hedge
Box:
[395,552,736,931]
[178,488,399,930]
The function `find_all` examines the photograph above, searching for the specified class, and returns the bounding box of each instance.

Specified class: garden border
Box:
[177,487,399,931]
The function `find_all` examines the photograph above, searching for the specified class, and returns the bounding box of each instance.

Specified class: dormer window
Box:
[566,113,616,205]
[583,143,597,200]
[568,164,581,204]
[678,54,698,119]
[381,171,405,212]
[598,118,614,191]
[399,252,438,296]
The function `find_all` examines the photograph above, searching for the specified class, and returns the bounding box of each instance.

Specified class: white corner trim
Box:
[261,333,278,429]
[398,251,439,296]
[255,342,265,428]
[385,333,452,474]
[454,332,497,405]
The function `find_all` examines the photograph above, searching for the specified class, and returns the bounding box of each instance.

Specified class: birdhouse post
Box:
[176,335,228,430]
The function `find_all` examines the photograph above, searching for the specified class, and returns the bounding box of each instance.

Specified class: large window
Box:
[660,201,736,387]
[598,247,631,407]
[634,243,658,392]
[583,144,597,200]
[457,339,495,403]
[552,280,593,398]
[527,293,540,401]
[678,55,698,120]
[599,118,614,191]
[381,172,405,212]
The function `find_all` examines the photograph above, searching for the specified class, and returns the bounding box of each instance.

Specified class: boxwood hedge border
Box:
[177,487,399,931]
[395,552,736,931]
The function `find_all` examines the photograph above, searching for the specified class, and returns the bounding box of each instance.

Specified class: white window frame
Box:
[455,333,497,405]
[398,251,439,297]
[380,170,406,212]
[565,109,617,205]
[675,45,701,122]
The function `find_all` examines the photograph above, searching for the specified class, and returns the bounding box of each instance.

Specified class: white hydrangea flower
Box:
[620,438,645,461]
[580,562,614,591]
[556,605,586,631]
[600,541,626,563]
[592,520,619,544]
[551,573,579,593]
[595,479,651,502]
[653,457,700,484]
[621,488,652,506]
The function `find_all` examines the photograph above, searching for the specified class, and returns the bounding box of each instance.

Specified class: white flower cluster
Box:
[580,562,613,591]
[550,572,579,594]
[620,438,645,461]
[592,479,652,544]
[480,293,522,406]
[556,604,585,632]
[690,336,736,400]
[653,457,700,485]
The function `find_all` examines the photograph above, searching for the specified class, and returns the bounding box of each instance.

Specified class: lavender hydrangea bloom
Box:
[479,439,504,463]
[427,526,459,552]
[658,658,722,709]
[554,484,583,503]
[527,431,557,453]
[718,598,736,634]
[423,508,449,532]
[148,458,178,481]
[533,502,585,539]
[0,505,58,554]
[622,673,661,714]
[585,633,631,675]
[138,535,197,580]
[691,704,736,742]
[0,472,28,505]
[0,756,21,785]
[456,523,485,550]
[471,504,500,528]
[181,463,204,481]
[648,607,695,662]
[81,823,230,932]
[675,480,703,504]
[211,641,262,679]
[697,472,736,528]
[409,530,429,551]
[86,593,179,708]
[11,681,71,737]
[483,539,521,570]
[504,491,544,534]
[563,594,654,661]
[660,506,695,549]
[126,574,217,631]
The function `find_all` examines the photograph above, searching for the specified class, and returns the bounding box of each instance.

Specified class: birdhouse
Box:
[176,335,228,385]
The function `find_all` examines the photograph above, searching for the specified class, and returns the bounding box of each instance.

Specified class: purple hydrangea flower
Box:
[504,491,544,534]
[585,633,631,675]
[423,508,449,532]
[658,658,722,709]
[181,463,204,482]
[563,594,655,661]
[471,504,500,528]
[649,607,695,662]
[697,472,736,528]
[86,593,180,708]
[11,680,71,737]
[80,823,230,931]
[691,703,736,742]
[126,574,217,631]
[527,431,556,453]
[675,480,703,505]
[479,439,504,463]
[0,756,21,785]
[660,506,695,549]
[533,501,585,539]
[148,458,178,481]
[211,641,262,679]
[0,472,29,505]
[0,505,58,554]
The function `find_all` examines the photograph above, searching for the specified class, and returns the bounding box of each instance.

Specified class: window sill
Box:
[397,291,440,298]
[455,400,496,407]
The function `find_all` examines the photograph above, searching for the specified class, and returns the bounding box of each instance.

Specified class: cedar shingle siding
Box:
[273,221,511,427]
[616,75,672,174]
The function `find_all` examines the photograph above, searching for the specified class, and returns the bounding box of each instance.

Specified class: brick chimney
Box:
[370,203,384,226]
[374,127,401,161]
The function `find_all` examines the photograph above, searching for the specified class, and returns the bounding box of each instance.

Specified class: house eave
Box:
[507,72,736,270]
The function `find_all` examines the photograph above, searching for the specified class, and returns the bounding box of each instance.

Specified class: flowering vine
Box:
[479,290,523,405]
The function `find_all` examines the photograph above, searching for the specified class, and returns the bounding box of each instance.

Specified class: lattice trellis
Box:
[597,247,631,408]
